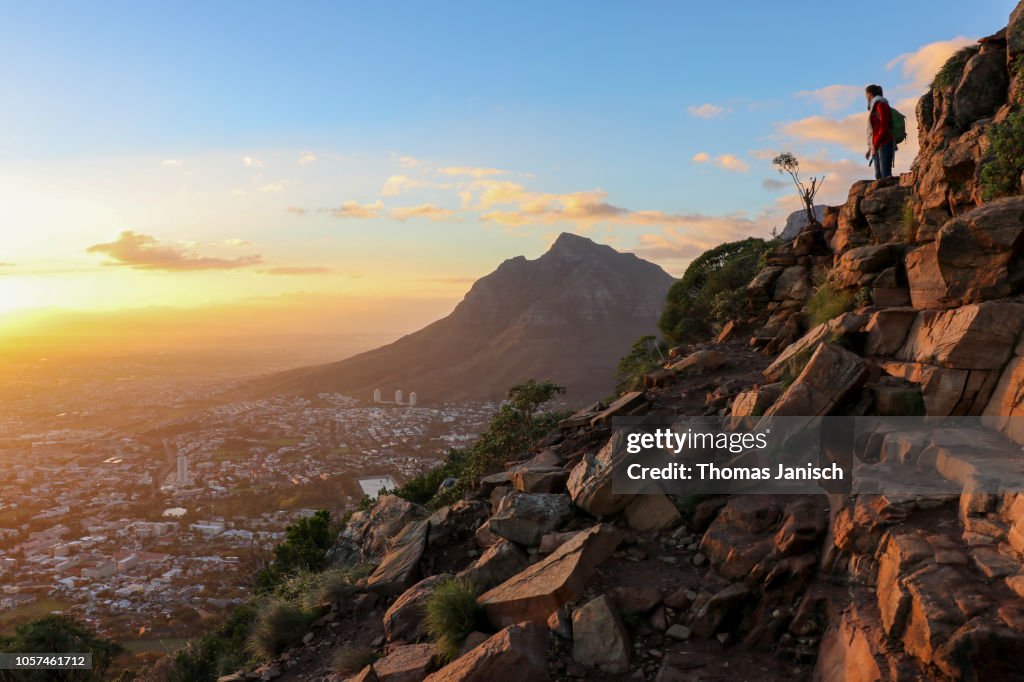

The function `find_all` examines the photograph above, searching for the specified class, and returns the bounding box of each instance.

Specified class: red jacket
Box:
[870,98,893,149]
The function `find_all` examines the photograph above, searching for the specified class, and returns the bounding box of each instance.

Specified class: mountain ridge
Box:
[248,232,675,404]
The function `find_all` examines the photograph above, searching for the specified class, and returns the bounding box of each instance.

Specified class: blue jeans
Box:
[874,141,894,180]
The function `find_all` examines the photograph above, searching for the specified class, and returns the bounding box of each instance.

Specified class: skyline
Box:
[0,1,1015,339]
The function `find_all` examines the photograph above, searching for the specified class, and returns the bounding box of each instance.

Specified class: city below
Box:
[0,347,495,653]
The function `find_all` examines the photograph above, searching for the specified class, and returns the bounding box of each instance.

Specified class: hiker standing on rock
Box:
[865,84,894,180]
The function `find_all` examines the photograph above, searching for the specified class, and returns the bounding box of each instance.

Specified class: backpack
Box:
[890,108,907,145]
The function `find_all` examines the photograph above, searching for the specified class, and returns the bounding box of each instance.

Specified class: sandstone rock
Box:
[871,266,912,307]
[764,343,868,417]
[900,566,965,665]
[861,183,912,244]
[457,539,530,592]
[478,524,621,628]
[689,583,752,638]
[589,391,647,427]
[934,617,1024,682]
[344,668,377,682]
[876,532,934,637]
[384,574,452,643]
[487,493,572,546]
[345,495,428,561]
[863,308,918,357]
[667,349,727,374]
[607,585,662,613]
[746,266,784,300]
[763,311,868,382]
[366,520,429,595]
[567,432,635,518]
[571,594,631,673]
[896,301,1024,370]
[832,181,873,256]
[507,465,569,494]
[954,45,1009,128]
[906,199,1024,308]
[624,492,681,532]
[730,383,783,420]
[772,265,812,301]
[423,622,549,682]
[833,245,901,289]
[372,643,436,682]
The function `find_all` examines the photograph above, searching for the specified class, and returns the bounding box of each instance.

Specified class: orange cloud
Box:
[86,231,264,271]
[326,200,382,219]
[797,84,863,113]
[389,204,457,222]
[776,112,867,153]
[691,152,750,172]
[887,36,975,91]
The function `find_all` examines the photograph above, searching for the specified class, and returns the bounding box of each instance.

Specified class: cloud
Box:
[161,159,183,167]
[437,166,506,177]
[691,152,750,172]
[260,266,332,275]
[762,178,789,191]
[260,183,286,193]
[687,103,726,119]
[398,156,421,168]
[776,112,867,153]
[389,204,458,222]
[86,231,263,271]
[887,36,975,91]
[633,215,759,264]
[298,151,317,165]
[325,200,382,219]
[797,85,863,113]
[221,238,252,247]
[242,156,265,168]
[286,206,307,215]
[381,174,434,196]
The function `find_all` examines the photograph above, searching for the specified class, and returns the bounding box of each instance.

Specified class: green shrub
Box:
[901,198,916,242]
[255,510,334,592]
[658,238,769,344]
[931,45,979,89]
[0,615,124,682]
[246,599,314,660]
[805,282,854,327]
[169,603,257,681]
[614,335,667,394]
[425,578,480,661]
[980,109,1024,201]
[332,645,379,676]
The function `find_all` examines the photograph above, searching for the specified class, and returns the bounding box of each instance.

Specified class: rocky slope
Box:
[247,233,675,404]
[212,5,1024,682]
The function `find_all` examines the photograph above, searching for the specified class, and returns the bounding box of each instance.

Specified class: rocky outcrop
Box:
[423,622,549,682]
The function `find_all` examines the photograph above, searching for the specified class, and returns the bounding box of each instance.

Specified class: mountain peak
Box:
[548,232,606,258]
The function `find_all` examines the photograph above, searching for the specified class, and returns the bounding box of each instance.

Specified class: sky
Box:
[0,1,1016,343]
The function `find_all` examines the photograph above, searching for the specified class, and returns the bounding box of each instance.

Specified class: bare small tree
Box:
[772,152,825,228]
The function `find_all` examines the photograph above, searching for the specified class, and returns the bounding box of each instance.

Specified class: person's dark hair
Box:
[865,84,883,97]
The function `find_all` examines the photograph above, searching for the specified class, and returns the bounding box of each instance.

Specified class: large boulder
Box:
[383,574,452,644]
[366,520,430,595]
[834,245,901,289]
[423,622,549,682]
[764,343,869,417]
[772,266,812,302]
[478,524,621,628]
[624,492,681,532]
[763,311,869,382]
[372,643,437,682]
[954,45,1009,128]
[906,198,1024,308]
[861,183,912,245]
[895,301,1024,370]
[345,495,428,561]
[572,595,631,673]
[567,432,636,518]
[507,466,569,494]
[457,539,530,592]
[486,493,572,546]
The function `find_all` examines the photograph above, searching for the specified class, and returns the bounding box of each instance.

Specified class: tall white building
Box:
[176,454,189,486]
[408,392,418,406]
[395,389,403,404]
[373,388,382,403]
